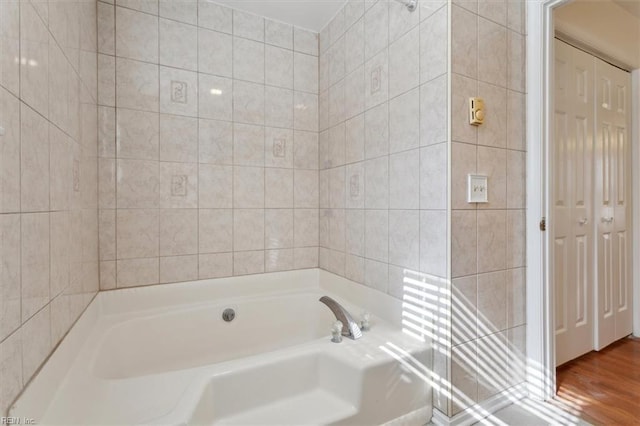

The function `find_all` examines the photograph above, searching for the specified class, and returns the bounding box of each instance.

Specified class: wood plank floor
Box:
[554,337,640,425]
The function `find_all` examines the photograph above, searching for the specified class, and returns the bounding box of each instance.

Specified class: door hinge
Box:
[540,217,546,231]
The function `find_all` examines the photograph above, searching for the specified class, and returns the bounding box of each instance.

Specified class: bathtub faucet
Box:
[319,296,363,340]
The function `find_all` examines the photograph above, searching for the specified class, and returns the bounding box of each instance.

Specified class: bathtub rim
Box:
[10,268,424,422]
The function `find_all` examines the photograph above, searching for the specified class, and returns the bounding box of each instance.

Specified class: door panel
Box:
[595,58,632,348]
[554,40,595,366]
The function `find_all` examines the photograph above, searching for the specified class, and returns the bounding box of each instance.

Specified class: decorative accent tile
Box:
[171,175,188,196]
[273,138,286,158]
[171,80,188,104]
[371,65,382,94]
[73,159,80,192]
[350,173,360,198]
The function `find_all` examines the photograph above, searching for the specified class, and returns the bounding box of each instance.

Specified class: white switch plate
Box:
[468,174,488,203]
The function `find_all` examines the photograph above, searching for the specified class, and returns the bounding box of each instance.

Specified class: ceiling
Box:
[612,0,640,19]
[213,0,347,32]
[555,0,640,69]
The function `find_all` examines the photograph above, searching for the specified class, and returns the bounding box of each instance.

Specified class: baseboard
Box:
[432,383,528,426]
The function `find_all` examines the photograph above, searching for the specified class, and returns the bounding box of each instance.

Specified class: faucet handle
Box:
[360,312,371,332]
[331,320,343,343]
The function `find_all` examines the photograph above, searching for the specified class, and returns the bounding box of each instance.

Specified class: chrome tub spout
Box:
[319,296,363,340]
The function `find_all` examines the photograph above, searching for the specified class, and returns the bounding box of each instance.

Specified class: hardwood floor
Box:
[554,337,640,425]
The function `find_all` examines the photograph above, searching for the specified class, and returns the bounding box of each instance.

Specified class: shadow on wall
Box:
[380,269,586,424]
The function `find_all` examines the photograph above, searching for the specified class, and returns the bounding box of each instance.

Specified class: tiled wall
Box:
[448,0,526,416]
[317,0,450,414]
[317,0,449,301]
[96,0,320,289]
[0,0,99,415]
[319,0,527,418]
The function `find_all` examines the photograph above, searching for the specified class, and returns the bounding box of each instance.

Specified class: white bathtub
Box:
[11,269,433,425]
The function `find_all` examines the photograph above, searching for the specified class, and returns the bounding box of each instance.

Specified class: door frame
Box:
[526,0,640,402]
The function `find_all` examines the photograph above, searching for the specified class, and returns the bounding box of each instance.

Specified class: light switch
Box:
[468,174,488,203]
[0,125,5,136]
[469,97,485,126]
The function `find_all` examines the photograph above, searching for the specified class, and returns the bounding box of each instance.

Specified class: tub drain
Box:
[222,308,235,322]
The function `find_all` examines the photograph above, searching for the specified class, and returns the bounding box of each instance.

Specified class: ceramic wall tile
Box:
[0,0,20,96]
[159,208,198,255]
[477,210,506,273]
[0,88,20,213]
[233,166,264,208]
[294,92,318,131]
[345,19,364,74]
[265,19,292,49]
[364,0,388,60]
[115,7,158,63]
[389,149,419,210]
[294,28,318,56]
[345,114,365,164]
[198,74,232,120]
[477,145,506,209]
[388,210,419,269]
[294,209,319,247]
[160,255,198,283]
[478,17,507,87]
[389,88,419,154]
[234,250,265,275]
[265,209,293,249]
[198,164,232,208]
[160,67,198,116]
[233,10,264,42]
[116,159,159,208]
[234,209,264,251]
[293,131,318,170]
[159,0,197,25]
[233,37,264,84]
[294,53,318,94]
[159,162,198,208]
[199,209,233,253]
[20,3,49,118]
[116,108,159,160]
[160,19,197,70]
[116,58,159,112]
[20,104,49,212]
[160,114,198,162]
[420,6,447,84]
[265,169,293,208]
[233,123,264,166]
[364,156,388,209]
[265,86,293,128]
[198,29,233,78]
[265,127,293,168]
[0,214,21,341]
[265,45,293,89]
[233,80,264,125]
[21,306,51,385]
[98,54,116,107]
[198,1,232,33]
[388,26,419,98]
[116,0,158,15]
[420,74,447,146]
[117,257,159,287]
[21,213,50,322]
[199,119,233,165]
[198,253,233,279]
[116,209,159,259]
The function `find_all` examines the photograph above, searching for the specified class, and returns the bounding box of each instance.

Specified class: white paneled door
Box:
[554,40,633,366]
[594,57,633,349]
[553,40,595,366]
